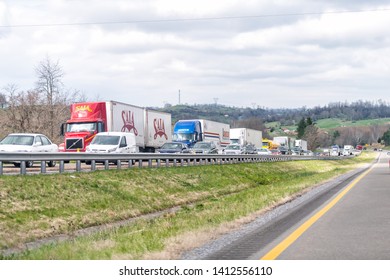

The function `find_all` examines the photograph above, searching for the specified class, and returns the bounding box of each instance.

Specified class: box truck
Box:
[172,119,230,150]
[343,145,354,156]
[60,101,171,152]
[292,139,308,155]
[294,139,308,151]
[273,136,293,155]
[230,128,262,148]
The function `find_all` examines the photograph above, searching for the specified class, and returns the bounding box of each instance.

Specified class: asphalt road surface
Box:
[187,151,389,260]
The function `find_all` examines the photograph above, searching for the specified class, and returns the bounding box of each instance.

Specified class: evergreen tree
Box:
[297,117,307,138]
[332,130,340,143]
[382,129,390,146]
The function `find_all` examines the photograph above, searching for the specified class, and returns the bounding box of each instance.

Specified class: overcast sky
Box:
[1,1,390,109]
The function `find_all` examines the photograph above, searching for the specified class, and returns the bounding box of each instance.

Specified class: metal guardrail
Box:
[0,152,344,176]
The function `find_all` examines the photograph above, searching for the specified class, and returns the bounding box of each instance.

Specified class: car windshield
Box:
[161,143,181,149]
[91,135,120,145]
[194,143,211,149]
[226,145,240,150]
[0,135,34,146]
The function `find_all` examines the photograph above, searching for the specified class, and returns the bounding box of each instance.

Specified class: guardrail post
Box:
[76,160,82,172]
[91,160,96,171]
[20,161,27,175]
[104,160,109,170]
[148,159,152,168]
[40,161,46,174]
[0,161,3,175]
[157,159,161,168]
[165,159,169,167]
[59,161,65,173]
[117,160,121,169]
[180,159,184,167]
[173,159,177,167]
[138,160,142,168]
[128,160,133,168]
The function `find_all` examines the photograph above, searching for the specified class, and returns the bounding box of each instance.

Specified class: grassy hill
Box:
[266,118,390,139]
[315,118,390,130]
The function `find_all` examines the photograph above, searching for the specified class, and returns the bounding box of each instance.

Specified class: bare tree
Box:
[35,56,80,142]
[1,84,44,134]
[304,125,321,151]
[0,92,7,108]
[0,57,82,143]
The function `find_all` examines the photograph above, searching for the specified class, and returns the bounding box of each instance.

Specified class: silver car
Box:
[223,144,243,155]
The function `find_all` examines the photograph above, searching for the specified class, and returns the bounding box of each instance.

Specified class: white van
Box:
[86,132,138,153]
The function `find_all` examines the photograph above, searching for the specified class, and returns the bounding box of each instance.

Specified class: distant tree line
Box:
[161,101,390,126]
[160,101,390,149]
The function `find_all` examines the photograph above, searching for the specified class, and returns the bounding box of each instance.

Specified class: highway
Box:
[187,151,389,260]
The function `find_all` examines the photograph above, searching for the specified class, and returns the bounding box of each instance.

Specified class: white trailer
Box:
[109,102,172,152]
[273,136,293,149]
[230,128,262,148]
[273,136,293,155]
[144,109,172,150]
[294,139,308,151]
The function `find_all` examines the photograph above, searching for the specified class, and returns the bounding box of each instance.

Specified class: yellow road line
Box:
[260,165,375,260]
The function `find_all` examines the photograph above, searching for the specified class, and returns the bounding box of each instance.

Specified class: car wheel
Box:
[47,161,56,167]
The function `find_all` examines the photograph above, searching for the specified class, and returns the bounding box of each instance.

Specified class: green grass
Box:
[0,152,376,259]
[316,118,390,130]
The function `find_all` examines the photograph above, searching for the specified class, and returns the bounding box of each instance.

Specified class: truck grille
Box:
[66,138,84,150]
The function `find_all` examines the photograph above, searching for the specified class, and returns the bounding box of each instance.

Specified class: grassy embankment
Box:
[0,152,376,259]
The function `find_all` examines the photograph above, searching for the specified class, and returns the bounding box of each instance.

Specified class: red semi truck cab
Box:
[59,102,107,152]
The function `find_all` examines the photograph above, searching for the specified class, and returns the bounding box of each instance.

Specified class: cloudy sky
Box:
[1,1,390,109]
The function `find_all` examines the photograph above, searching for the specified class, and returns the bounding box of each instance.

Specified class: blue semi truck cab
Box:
[172,120,203,148]
[173,119,231,149]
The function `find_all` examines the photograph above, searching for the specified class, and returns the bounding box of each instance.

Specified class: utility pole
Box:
[178,89,181,105]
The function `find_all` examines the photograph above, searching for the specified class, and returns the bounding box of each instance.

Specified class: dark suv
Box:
[190,141,218,154]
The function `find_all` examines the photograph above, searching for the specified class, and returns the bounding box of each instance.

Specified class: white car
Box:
[257,148,272,155]
[0,133,59,167]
